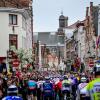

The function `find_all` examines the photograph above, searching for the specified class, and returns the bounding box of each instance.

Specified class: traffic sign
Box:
[12,59,20,67]
[89,60,94,67]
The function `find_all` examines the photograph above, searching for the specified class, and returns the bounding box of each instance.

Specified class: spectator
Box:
[0,62,3,73]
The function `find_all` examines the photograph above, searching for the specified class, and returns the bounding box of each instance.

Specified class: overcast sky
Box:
[33,0,100,32]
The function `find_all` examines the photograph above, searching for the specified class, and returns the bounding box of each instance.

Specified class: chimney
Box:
[90,2,93,7]
[90,2,93,17]
[86,7,89,17]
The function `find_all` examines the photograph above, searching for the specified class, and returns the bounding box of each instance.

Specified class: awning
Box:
[0,57,6,63]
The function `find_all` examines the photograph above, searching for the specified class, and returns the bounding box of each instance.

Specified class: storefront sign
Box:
[12,59,20,67]
[89,58,94,67]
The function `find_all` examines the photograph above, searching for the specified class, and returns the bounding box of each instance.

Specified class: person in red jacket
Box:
[54,78,62,100]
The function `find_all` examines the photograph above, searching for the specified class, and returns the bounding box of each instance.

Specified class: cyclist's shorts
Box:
[80,94,90,100]
[62,90,70,94]
[28,89,36,96]
[43,90,54,97]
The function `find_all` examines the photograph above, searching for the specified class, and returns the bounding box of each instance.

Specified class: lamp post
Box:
[57,42,61,68]
[38,41,42,71]
[64,37,67,63]
[29,2,34,53]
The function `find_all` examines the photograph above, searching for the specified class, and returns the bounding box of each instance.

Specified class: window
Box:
[60,19,65,27]
[9,34,18,49]
[9,14,17,25]
[58,36,64,44]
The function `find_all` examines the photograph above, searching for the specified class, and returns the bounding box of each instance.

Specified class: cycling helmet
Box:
[80,77,87,83]
[45,76,50,82]
[94,61,100,76]
[59,77,63,81]
[81,73,86,77]
[63,75,68,80]
[45,76,50,80]
[7,85,18,95]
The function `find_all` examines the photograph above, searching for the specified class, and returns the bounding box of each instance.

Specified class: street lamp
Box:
[29,1,34,51]
[38,41,42,71]
[57,42,61,65]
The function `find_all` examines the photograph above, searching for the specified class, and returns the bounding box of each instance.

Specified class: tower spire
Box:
[61,10,63,15]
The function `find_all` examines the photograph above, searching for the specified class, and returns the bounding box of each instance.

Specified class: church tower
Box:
[57,12,68,35]
[59,12,68,28]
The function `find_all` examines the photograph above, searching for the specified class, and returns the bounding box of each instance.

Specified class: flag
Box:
[96,36,100,48]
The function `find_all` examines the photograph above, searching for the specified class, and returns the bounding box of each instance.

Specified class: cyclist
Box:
[27,77,37,100]
[76,76,88,100]
[80,73,89,83]
[69,74,78,99]
[86,60,100,100]
[54,77,62,100]
[37,77,45,100]
[43,77,54,100]
[62,75,71,99]
[2,85,23,100]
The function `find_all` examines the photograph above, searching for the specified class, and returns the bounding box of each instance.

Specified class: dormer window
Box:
[9,14,18,25]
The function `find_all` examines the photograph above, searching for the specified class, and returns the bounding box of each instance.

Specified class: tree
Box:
[10,46,33,69]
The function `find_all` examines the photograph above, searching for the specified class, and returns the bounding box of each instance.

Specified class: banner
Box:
[96,36,100,48]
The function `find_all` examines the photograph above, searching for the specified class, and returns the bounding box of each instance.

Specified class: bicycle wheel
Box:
[56,93,59,100]
[64,94,67,100]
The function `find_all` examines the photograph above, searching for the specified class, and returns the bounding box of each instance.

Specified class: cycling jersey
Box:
[78,83,88,94]
[76,83,88,100]
[80,85,88,95]
[43,82,53,91]
[37,81,44,89]
[28,80,37,90]
[43,82,54,97]
[69,77,78,85]
[86,78,100,100]
[54,80,62,91]
[62,80,71,91]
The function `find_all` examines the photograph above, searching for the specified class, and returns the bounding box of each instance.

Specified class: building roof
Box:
[63,21,81,38]
[66,20,80,29]
[33,32,64,46]
[64,20,85,38]
[59,15,65,19]
[38,32,58,45]
[19,0,32,7]
[76,20,85,28]
[0,0,32,8]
